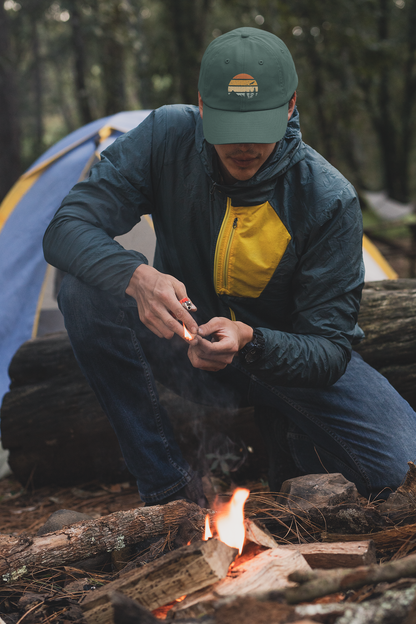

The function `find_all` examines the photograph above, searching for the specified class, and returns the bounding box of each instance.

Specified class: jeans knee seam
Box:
[252,376,372,490]
[130,329,190,480]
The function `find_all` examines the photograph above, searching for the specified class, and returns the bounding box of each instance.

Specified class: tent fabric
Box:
[0,111,151,406]
[0,109,398,407]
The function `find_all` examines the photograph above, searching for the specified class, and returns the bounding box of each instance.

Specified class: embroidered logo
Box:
[228,74,258,98]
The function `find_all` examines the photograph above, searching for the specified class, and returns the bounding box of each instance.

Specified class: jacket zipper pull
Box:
[233,217,238,229]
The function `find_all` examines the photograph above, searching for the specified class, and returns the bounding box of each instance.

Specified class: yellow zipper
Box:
[214,197,238,294]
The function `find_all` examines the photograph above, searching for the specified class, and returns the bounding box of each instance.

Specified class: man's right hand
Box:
[125,264,198,340]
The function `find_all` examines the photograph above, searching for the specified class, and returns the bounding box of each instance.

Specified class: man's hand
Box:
[187,317,253,371]
[125,264,198,339]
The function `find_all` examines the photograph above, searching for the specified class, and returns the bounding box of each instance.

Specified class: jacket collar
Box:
[196,107,304,206]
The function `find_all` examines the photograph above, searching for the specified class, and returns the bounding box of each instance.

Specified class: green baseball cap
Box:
[198,27,298,144]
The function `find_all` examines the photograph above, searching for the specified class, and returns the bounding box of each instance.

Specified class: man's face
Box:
[213,143,276,184]
[198,92,297,184]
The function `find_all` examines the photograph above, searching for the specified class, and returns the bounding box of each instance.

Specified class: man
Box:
[43,27,416,506]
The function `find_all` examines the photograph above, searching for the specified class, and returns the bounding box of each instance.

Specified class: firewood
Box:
[282,552,416,604]
[279,540,376,568]
[110,592,160,624]
[293,584,416,623]
[171,546,310,618]
[0,500,208,583]
[81,538,237,624]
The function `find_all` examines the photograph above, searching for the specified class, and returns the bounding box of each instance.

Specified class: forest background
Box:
[1,0,416,217]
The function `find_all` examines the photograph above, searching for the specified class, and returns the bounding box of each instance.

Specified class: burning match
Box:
[180,297,197,341]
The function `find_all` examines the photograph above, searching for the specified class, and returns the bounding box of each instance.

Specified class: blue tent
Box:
[0,111,151,406]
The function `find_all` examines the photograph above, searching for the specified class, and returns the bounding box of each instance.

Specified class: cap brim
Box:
[202,101,289,144]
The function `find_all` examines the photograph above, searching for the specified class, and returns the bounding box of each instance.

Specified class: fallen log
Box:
[81,538,237,624]
[2,279,416,487]
[354,279,416,369]
[1,333,265,487]
[0,500,207,583]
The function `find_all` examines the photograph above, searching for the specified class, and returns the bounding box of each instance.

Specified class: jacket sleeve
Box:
[43,111,158,298]
[244,186,364,388]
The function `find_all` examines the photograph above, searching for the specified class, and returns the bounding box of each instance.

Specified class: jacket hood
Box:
[196,106,305,206]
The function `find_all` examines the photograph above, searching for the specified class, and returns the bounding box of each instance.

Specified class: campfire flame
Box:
[214,488,250,555]
[203,514,213,541]
[183,322,194,341]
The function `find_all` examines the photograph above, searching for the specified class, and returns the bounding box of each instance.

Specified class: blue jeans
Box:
[58,275,416,502]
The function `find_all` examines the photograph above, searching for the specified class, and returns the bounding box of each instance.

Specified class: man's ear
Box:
[198,92,203,118]
[288,91,297,121]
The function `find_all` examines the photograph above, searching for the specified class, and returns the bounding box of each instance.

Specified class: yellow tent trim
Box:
[0,171,43,235]
[20,128,104,180]
[363,233,398,280]
[144,214,154,230]
[32,264,53,338]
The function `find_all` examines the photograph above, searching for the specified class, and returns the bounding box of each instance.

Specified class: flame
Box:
[203,514,213,541]
[183,322,194,341]
[214,488,249,555]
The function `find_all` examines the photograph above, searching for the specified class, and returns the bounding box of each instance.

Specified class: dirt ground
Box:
[0,475,143,536]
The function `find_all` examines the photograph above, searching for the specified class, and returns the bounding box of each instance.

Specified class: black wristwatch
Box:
[239,328,265,364]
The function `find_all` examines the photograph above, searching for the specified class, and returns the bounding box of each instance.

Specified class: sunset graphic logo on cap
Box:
[228,74,258,98]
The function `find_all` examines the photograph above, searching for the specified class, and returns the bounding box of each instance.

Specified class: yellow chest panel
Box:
[213,198,291,299]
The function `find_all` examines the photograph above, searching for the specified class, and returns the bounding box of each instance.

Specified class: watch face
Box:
[245,346,259,363]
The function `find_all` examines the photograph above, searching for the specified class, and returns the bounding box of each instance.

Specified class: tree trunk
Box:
[0,4,21,202]
[31,21,44,159]
[100,3,126,115]
[161,0,212,105]
[69,0,93,125]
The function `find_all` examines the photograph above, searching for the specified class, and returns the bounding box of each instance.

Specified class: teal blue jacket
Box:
[43,105,365,388]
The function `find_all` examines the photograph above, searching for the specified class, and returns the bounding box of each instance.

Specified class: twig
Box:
[15,600,43,624]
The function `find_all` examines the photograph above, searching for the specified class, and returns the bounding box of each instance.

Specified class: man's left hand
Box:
[187,317,253,371]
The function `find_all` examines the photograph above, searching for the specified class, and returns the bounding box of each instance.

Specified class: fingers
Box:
[187,338,231,371]
[126,265,198,339]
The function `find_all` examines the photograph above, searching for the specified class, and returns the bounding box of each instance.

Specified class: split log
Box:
[280,540,376,568]
[0,500,207,583]
[170,547,311,619]
[81,538,237,624]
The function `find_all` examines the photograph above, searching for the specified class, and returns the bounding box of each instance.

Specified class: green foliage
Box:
[2,0,416,202]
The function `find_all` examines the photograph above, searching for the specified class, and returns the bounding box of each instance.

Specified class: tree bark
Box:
[69,0,93,125]
[0,500,208,583]
[0,4,21,202]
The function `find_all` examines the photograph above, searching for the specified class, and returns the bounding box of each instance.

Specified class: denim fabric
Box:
[59,275,416,501]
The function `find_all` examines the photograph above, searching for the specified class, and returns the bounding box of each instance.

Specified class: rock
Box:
[37,509,110,572]
[276,473,359,512]
[37,509,92,536]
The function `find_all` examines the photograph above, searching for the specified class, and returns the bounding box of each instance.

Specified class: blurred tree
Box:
[67,0,93,125]
[160,0,213,105]
[0,3,21,202]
